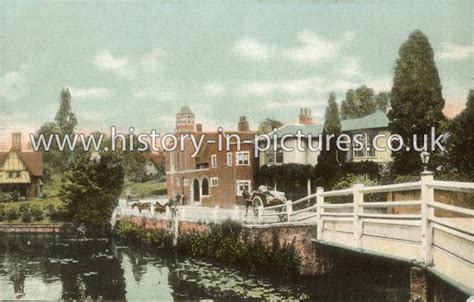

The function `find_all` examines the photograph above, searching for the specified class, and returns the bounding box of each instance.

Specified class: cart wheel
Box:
[252,196,264,216]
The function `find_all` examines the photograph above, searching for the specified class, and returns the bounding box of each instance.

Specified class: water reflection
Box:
[0,234,410,300]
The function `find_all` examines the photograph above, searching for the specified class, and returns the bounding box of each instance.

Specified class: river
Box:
[0,234,411,300]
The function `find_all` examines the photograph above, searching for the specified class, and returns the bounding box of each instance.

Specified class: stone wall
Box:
[0,223,73,233]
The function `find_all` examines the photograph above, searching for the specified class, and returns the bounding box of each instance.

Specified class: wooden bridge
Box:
[258,172,474,295]
[114,172,473,295]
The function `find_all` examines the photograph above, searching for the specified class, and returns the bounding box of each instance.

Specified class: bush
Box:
[6,207,19,221]
[31,205,44,222]
[0,204,6,221]
[19,204,32,223]
[0,192,13,202]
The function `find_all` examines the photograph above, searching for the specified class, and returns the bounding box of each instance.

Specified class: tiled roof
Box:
[143,152,164,167]
[270,111,389,138]
[0,150,43,177]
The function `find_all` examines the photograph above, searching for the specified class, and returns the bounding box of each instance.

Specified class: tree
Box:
[55,88,77,135]
[59,152,124,231]
[388,30,446,175]
[258,118,283,133]
[340,86,389,119]
[447,90,474,179]
[314,93,343,189]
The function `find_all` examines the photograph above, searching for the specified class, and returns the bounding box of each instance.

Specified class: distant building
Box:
[143,152,164,177]
[0,133,44,198]
[259,108,392,167]
[166,106,257,208]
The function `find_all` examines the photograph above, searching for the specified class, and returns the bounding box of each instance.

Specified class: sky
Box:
[0,0,472,148]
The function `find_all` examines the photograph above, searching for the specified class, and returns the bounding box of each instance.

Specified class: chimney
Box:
[299,108,313,125]
[196,123,203,133]
[238,116,250,132]
[11,133,22,151]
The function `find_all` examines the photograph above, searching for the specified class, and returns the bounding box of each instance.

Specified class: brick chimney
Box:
[196,123,203,132]
[238,116,250,132]
[299,108,313,125]
[11,133,22,151]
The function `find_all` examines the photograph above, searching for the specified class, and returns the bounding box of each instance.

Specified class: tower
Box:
[176,105,195,133]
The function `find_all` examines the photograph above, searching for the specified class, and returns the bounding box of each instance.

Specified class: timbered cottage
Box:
[0,133,44,199]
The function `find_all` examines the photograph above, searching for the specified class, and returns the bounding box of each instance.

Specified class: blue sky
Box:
[0,0,472,146]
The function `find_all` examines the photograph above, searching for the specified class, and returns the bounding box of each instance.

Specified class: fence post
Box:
[286,201,293,222]
[421,171,434,265]
[316,187,324,240]
[353,183,364,249]
[307,178,312,206]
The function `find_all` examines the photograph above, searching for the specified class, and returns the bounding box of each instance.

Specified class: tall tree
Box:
[388,30,446,175]
[375,91,391,113]
[448,90,474,179]
[314,93,343,189]
[55,88,77,135]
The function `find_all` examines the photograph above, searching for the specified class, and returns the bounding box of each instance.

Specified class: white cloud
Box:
[438,42,474,61]
[132,88,177,101]
[203,82,227,96]
[285,31,354,64]
[240,77,324,97]
[68,86,112,100]
[340,57,363,77]
[233,37,269,60]
[93,49,134,78]
[0,64,30,102]
[141,48,168,71]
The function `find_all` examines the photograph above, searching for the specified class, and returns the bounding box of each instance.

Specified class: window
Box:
[266,146,284,165]
[148,162,153,168]
[226,152,232,166]
[211,154,217,168]
[8,171,20,178]
[210,177,218,187]
[236,180,251,196]
[353,133,376,158]
[236,151,250,166]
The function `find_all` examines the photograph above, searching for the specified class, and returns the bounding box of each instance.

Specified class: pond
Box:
[0,234,411,300]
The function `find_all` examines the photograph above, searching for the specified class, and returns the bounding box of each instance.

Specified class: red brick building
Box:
[165,106,257,208]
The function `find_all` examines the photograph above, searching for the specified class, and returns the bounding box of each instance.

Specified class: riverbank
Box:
[0,223,74,233]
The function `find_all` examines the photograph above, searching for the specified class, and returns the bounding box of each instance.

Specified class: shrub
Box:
[0,192,13,202]
[19,204,32,223]
[31,205,44,222]
[6,208,19,221]
[0,204,6,221]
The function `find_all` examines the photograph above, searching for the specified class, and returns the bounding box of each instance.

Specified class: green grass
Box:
[122,180,167,199]
[0,196,62,210]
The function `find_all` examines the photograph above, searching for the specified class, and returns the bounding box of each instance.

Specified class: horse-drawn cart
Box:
[243,186,289,221]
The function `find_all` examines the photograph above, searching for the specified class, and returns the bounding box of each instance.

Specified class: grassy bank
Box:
[121,180,167,199]
[0,197,65,224]
[114,219,300,276]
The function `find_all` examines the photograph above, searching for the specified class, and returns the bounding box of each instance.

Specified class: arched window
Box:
[202,178,209,196]
[193,179,200,202]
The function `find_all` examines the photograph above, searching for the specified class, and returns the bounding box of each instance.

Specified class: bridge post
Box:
[421,171,434,265]
[286,201,293,222]
[316,187,324,240]
[257,206,263,224]
[353,183,364,248]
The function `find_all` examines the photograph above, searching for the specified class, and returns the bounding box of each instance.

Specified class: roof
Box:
[270,111,389,138]
[179,105,193,114]
[0,150,43,177]
[143,152,164,167]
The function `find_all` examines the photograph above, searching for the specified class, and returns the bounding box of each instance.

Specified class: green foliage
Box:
[55,88,77,135]
[258,164,312,199]
[114,220,173,247]
[388,30,446,175]
[447,90,474,180]
[258,118,283,134]
[333,174,378,190]
[340,86,390,120]
[60,152,124,229]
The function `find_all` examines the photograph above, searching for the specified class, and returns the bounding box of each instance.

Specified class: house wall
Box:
[144,161,159,176]
[0,152,31,184]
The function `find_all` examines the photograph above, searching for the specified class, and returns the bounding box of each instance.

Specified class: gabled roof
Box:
[270,111,389,138]
[0,150,43,177]
[143,152,164,167]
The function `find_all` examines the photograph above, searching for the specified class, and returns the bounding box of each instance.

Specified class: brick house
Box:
[0,133,44,198]
[165,106,257,208]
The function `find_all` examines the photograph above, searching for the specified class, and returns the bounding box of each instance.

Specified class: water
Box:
[0,234,411,300]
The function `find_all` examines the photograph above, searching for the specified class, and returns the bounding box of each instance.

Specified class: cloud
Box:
[132,88,177,101]
[203,82,227,96]
[141,48,168,71]
[233,37,270,60]
[340,57,363,77]
[438,42,474,61]
[93,49,134,78]
[68,86,112,100]
[0,64,30,102]
[285,31,354,64]
[240,77,330,97]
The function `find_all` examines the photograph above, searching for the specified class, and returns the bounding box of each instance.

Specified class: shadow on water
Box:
[0,233,414,300]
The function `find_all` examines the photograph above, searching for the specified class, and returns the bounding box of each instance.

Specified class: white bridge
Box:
[258,172,474,295]
[114,172,473,295]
